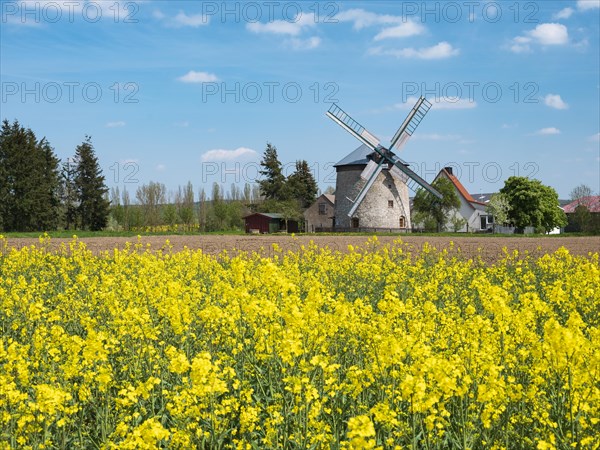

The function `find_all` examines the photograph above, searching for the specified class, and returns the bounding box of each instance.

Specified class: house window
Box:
[318,203,327,215]
[351,218,359,228]
[480,215,494,229]
[388,200,394,208]
[399,216,406,228]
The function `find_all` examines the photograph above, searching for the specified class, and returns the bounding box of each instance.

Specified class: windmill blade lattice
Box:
[326,104,380,149]
[388,156,441,198]
[390,97,432,151]
[347,158,386,217]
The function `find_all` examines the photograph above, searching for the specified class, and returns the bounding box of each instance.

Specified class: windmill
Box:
[326,96,441,229]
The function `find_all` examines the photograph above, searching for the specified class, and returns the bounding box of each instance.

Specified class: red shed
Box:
[243,213,299,234]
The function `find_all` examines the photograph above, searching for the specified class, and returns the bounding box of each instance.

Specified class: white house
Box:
[433,167,494,232]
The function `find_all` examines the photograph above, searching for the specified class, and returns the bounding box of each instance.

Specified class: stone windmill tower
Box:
[326,97,441,230]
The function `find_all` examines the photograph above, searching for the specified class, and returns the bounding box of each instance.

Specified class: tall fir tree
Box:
[258,143,286,201]
[74,136,110,231]
[0,119,61,231]
[286,160,318,209]
[60,158,79,229]
[34,138,61,230]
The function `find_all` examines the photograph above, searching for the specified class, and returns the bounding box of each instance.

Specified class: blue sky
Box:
[2,0,599,199]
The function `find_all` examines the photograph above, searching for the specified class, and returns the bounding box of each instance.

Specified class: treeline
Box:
[0,120,109,232]
[108,143,319,232]
[108,181,263,232]
[1,120,319,233]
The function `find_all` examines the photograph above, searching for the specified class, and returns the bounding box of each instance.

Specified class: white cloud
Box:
[577,0,600,10]
[528,23,569,45]
[510,23,569,53]
[177,71,219,83]
[171,11,209,27]
[589,133,600,142]
[373,21,425,41]
[369,42,459,60]
[395,96,476,111]
[335,8,404,30]
[106,121,126,128]
[246,13,315,36]
[152,9,166,20]
[544,94,569,110]
[156,164,166,171]
[174,121,189,127]
[200,147,257,162]
[287,37,321,50]
[535,127,561,135]
[553,7,574,19]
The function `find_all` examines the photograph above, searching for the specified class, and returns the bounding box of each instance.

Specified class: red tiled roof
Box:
[562,196,600,213]
[442,169,487,206]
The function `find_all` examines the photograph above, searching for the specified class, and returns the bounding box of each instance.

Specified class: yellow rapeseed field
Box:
[0,235,598,449]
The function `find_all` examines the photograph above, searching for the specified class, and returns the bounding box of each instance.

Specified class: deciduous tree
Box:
[413,177,460,232]
[500,176,567,233]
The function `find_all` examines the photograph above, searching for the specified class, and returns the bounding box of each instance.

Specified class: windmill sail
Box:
[326,104,380,149]
[347,159,385,217]
[388,154,442,198]
[360,159,379,180]
[389,97,432,152]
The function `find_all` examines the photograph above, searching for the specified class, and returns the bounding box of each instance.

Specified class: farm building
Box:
[431,167,494,232]
[243,212,299,234]
[303,194,335,232]
[562,196,600,232]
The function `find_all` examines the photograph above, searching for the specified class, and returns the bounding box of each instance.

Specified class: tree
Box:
[136,181,166,228]
[500,176,567,233]
[486,193,510,232]
[243,183,252,203]
[412,177,460,232]
[258,143,286,201]
[571,204,592,232]
[286,160,318,209]
[0,119,61,231]
[109,187,124,230]
[570,184,594,204]
[60,158,79,229]
[74,136,110,230]
[450,216,466,232]
[163,203,178,227]
[177,182,195,230]
[198,188,207,231]
[34,138,61,230]
[122,187,133,230]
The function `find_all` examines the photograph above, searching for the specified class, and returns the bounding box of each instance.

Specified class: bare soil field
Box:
[4,235,599,263]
